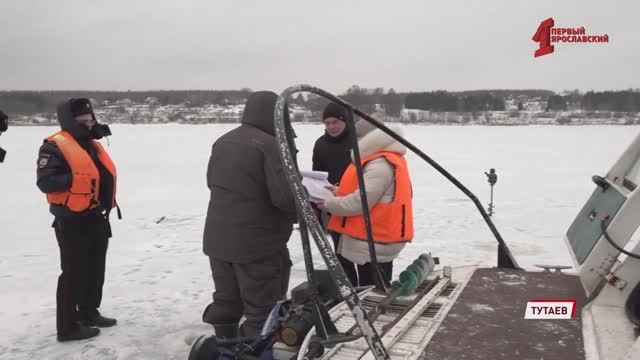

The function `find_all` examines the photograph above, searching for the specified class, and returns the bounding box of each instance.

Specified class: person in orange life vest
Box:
[317,113,413,287]
[36,98,120,342]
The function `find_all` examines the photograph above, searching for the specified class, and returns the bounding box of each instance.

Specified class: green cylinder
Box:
[399,276,417,296]
[397,269,419,296]
[413,259,425,269]
[389,254,436,296]
[407,264,423,281]
[391,280,403,291]
[399,269,416,284]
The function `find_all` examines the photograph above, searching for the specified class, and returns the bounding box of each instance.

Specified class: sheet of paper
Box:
[300,170,330,180]
[300,170,334,203]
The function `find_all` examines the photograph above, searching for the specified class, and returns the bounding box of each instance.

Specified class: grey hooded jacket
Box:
[203,91,297,263]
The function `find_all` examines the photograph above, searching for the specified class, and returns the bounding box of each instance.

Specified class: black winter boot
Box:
[80,310,117,327]
[57,324,100,342]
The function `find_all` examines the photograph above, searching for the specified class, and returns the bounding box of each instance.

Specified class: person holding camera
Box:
[36,98,120,342]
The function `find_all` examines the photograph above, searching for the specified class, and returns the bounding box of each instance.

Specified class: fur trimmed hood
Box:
[351,123,406,161]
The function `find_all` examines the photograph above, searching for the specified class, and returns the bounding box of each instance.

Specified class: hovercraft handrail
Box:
[274,86,391,360]
[274,84,520,270]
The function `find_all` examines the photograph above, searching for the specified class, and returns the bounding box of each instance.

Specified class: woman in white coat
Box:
[318,114,414,286]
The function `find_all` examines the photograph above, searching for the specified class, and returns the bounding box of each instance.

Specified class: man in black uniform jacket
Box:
[311,102,358,286]
[36,98,119,342]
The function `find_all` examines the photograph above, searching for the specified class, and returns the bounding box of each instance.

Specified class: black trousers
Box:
[329,231,358,287]
[204,248,292,338]
[54,214,110,334]
[357,261,393,287]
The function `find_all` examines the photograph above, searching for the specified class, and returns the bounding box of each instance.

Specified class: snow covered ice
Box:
[1,123,638,359]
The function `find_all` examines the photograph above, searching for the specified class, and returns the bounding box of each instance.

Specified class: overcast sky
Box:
[0,0,638,94]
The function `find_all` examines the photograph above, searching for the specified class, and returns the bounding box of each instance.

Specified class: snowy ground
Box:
[1,124,638,359]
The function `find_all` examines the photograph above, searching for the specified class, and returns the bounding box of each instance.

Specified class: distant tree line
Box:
[289,85,404,117]
[546,95,568,111]
[405,91,505,112]
[0,89,253,115]
[544,90,640,112]
[2,88,640,118]
[406,89,640,113]
[581,90,640,112]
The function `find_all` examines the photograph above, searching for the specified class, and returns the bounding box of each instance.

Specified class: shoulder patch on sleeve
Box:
[38,153,50,168]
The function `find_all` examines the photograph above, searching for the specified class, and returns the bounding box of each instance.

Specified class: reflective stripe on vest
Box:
[327,151,413,243]
[45,130,117,212]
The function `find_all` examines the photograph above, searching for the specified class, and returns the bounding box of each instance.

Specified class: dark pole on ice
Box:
[485,168,497,217]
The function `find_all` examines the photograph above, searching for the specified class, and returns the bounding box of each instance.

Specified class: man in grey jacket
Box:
[202,91,297,338]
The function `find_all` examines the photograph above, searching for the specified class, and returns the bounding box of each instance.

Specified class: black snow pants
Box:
[54,213,111,334]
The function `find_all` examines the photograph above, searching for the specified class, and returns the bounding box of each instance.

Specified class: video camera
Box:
[485,168,497,186]
[0,110,8,163]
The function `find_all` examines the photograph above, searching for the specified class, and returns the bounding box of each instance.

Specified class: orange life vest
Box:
[45,130,117,212]
[327,151,413,243]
